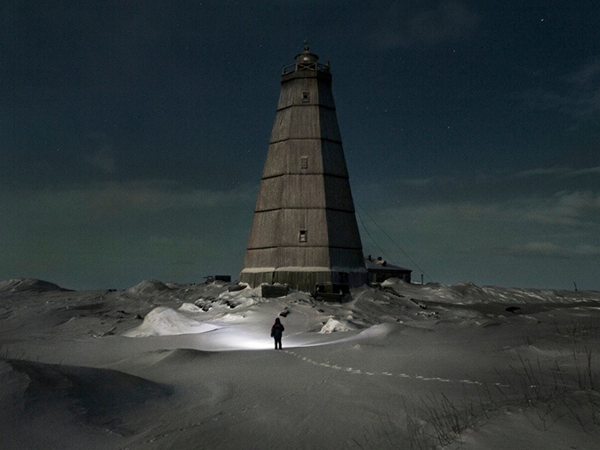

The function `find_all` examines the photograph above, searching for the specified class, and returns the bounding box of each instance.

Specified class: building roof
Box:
[364,257,412,273]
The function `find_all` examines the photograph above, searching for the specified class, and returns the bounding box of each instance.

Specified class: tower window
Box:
[302,91,310,103]
[300,156,308,169]
[299,229,307,243]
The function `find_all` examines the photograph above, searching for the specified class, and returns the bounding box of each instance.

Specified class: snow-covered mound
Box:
[178,303,202,312]
[0,278,69,293]
[2,359,170,432]
[382,280,600,304]
[192,281,239,300]
[114,348,214,367]
[216,285,262,303]
[123,307,220,337]
[320,318,355,333]
[194,285,263,311]
[126,280,171,296]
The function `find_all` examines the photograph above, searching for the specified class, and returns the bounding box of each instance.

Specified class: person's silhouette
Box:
[271,318,285,350]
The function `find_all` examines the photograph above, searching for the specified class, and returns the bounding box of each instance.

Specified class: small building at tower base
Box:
[365,256,412,284]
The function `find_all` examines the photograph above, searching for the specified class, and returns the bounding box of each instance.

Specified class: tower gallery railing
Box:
[282,62,331,75]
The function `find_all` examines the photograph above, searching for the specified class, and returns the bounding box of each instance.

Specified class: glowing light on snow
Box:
[232,336,274,350]
[188,324,393,351]
[124,305,393,351]
[191,328,275,351]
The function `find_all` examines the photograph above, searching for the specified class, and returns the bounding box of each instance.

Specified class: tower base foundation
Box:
[240,269,368,296]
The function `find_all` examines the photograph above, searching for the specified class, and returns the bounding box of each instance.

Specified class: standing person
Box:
[271,318,285,350]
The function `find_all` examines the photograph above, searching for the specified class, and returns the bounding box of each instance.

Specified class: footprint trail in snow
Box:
[283,349,487,386]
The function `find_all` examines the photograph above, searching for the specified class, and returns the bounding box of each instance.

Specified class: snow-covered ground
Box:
[1,278,600,449]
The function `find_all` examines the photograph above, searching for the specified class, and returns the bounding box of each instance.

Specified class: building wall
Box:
[240,269,368,295]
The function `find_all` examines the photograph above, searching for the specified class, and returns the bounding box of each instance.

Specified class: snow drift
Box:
[126,280,172,296]
[1,359,171,442]
[2,277,600,449]
[123,307,220,337]
[320,318,355,333]
[0,278,69,293]
[382,279,600,304]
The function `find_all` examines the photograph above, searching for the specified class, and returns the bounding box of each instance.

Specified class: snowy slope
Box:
[1,279,600,449]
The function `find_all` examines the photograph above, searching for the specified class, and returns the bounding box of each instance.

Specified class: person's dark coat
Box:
[271,318,284,338]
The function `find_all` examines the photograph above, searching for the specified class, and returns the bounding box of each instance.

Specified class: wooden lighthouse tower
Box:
[239,45,367,294]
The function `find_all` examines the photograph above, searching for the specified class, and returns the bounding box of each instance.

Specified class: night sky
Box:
[2,1,599,290]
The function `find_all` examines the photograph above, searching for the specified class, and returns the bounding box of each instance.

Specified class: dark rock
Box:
[228,284,246,292]
[224,300,239,309]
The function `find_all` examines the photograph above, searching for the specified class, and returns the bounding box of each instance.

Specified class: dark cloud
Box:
[568,58,600,86]
[495,242,600,259]
[520,56,600,118]
[375,1,479,48]
[88,147,118,173]
[3,180,256,223]
[379,190,600,229]
[0,180,254,289]
[520,191,600,227]
[514,166,600,178]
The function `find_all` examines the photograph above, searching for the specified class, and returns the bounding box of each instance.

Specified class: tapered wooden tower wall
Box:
[240,46,367,293]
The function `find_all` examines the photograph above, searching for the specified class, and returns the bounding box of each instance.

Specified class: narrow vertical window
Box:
[300,156,308,170]
[299,229,307,243]
[302,91,310,103]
